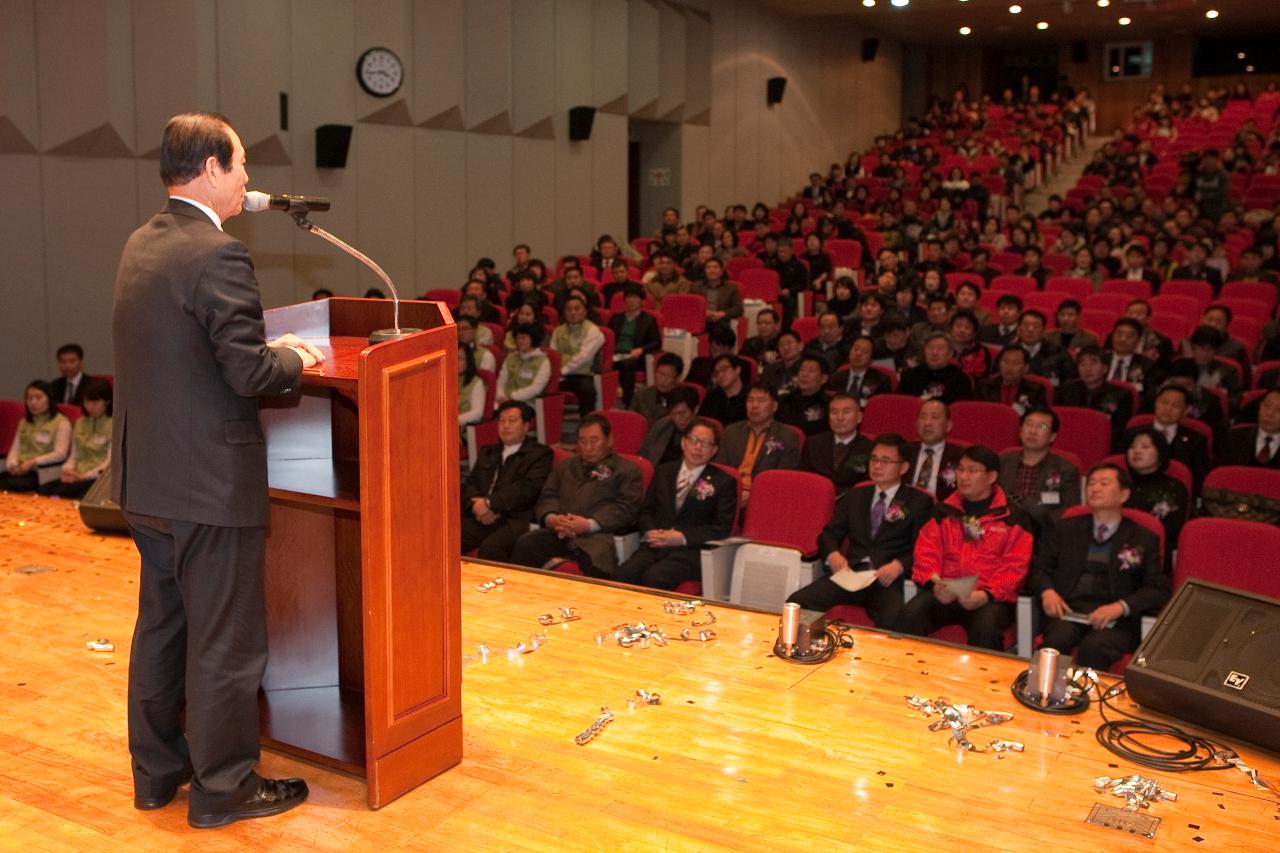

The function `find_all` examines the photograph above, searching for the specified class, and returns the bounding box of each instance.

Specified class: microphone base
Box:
[369,327,422,344]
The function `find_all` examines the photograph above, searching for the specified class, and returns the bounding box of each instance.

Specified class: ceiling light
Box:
[1009,4,1022,13]
[1205,9,1219,19]
[959,26,972,35]
[1096,0,1109,7]
[1246,65,1255,73]
[862,0,875,7]
[1037,21,1049,30]
[1238,52,1247,60]
[1118,16,1131,26]
[890,0,909,7]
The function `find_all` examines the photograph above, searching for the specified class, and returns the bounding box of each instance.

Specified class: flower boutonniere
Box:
[922,382,946,400]
[884,503,906,523]
[1013,394,1031,417]
[940,465,957,488]
[804,405,824,422]
[962,515,985,541]
[1044,470,1062,492]
[590,464,614,481]
[1102,399,1118,415]
[694,478,716,501]
[764,438,784,455]
[1117,545,1142,572]
[1150,499,1176,520]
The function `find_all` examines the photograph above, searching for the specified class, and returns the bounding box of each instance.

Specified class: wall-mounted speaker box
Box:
[861,38,879,63]
[767,76,787,106]
[568,106,596,141]
[1071,40,1088,65]
[315,124,353,169]
[1126,579,1280,755]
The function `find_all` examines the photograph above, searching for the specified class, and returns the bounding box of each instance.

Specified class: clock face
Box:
[357,47,403,98]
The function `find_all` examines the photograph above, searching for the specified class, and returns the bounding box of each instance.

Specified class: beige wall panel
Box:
[553,112,594,259]
[680,122,709,223]
[511,138,556,261]
[591,0,628,110]
[132,0,217,150]
[464,0,511,129]
[355,0,414,119]
[0,0,40,147]
[222,163,302,308]
[217,0,290,152]
[36,0,135,152]
[683,8,710,122]
[0,155,48,384]
[465,134,514,268]
[353,123,417,296]
[655,2,686,119]
[627,0,659,115]
[590,112,628,249]
[412,0,464,124]
[512,0,556,132]
[728,2,763,204]
[415,130,468,288]
[706,0,736,212]
[554,0,592,113]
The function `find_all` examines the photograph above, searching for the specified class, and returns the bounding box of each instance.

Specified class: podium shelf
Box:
[261,685,365,776]
[268,458,360,511]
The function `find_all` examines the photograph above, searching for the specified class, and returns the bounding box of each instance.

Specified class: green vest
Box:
[503,350,548,395]
[17,412,67,461]
[72,414,112,474]
[552,321,598,376]
[458,376,482,416]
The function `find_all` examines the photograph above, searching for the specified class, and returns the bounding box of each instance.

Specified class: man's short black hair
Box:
[707,322,737,348]
[579,413,612,437]
[1019,309,1047,326]
[1021,405,1060,433]
[1189,325,1226,348]
[746,382,779,402]
[668,385,700,410]
[1056,298,1082,314]
[799,355,829,375]
[652,249,675,261]
[870,432,907,459]
[1075,344,1104,363]
[56,343,84,360]
[512,322,543,347]
[497,400,535,423]
[160,112,233,186]
[1205,303,1233,323]
[1154,383,1190,405]
[996,294,1024,310]
[960,444,1000,472]
[1112,317,1143,336]
[656,352,685,374]
[623,284,645,300]
[1087,461,1132,490]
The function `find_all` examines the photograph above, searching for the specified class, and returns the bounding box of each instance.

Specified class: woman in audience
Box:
[825,276,859,324]
[949,309,992,381]
[39,379,112,499]
[803,232,832,293]
[1124,426,1188,567]
[1,380,71,493]
[457,346,486,429]
[920,269,948,302]
[457,317,496,372]
[494,324,550,406]
[503,303,541,353]
[980,217,1008,251]
[715,229,746,265]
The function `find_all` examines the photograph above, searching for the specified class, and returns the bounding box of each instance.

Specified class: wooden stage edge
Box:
[1,491,1277,852]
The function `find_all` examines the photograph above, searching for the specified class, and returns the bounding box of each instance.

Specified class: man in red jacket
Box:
[898,445,1034,651]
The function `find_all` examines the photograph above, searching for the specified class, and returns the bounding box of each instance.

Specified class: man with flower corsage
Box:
[1029,464,1169,670]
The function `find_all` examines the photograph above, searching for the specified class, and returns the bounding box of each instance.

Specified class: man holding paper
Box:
[899,445,1034,651]
[787,434,933,629]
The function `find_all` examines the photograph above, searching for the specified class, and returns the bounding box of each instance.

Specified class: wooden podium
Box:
[258,297,461,808]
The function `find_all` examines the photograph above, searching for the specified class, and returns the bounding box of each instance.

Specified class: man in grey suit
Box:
[715,383,803,508]
[112,113,321,828]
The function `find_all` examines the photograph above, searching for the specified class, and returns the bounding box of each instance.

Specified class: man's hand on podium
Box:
[270,333,326,369]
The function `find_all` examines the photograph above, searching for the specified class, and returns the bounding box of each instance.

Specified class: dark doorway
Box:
[628,141,641,243]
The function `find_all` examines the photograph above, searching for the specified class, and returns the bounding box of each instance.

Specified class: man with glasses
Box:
[998,407,1081,536]
[788,434,934,628]
[616,420,737,590]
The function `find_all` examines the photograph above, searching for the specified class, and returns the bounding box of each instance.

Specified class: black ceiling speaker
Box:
[568,106,596,141]
[767,77,787,106]
[862,38,879,63]
[315,124,353,169]
[1071,40,1088,65]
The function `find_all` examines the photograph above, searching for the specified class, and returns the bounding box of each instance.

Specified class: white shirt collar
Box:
[169,195,222,230]
[873,483,901,505]
[679,462,707,482]
[834,431,859,446]
[1257,430,1279,451]
[501,441,522,460]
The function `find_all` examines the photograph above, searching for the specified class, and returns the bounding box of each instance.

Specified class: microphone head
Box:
[242,190,270,212]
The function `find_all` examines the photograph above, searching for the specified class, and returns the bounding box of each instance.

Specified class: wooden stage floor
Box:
[1,491,1278,851]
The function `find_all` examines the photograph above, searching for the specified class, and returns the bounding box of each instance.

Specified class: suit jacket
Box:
[896,364,973,403]
[818,482,934,571]
[1045,329,1099,351]
[828,366,893,405]
[460,437,554,522]
[1024,341,1076,384]
[1055,380,1133,449]
[997,450,1082,524]
[607,310,661,361]
[1029,515,1169,617]
[630,385,675,424]
[534,451,644,572]
[49,374,101,409]
[777,391,829,436]
[111,199,303,527]
[974,377,1048,413]
[637,416,685,466]
[1102,351,1158,391]
[1217,426,1280,469]
[715,420,802,480]
[978,323,1019,346]
[903,441,966,501]
[802,431,874,490]
[639,461,737,548]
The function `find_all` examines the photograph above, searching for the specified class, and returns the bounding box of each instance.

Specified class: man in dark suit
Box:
[1218,389,1280,468]
[801,393,874,490]
[829,336,893,408]
[1103,318,1159,394]
[510,414,645,577]
[1017,310,1076,385]
[897,333,974,403]
[904,398,966,501]
[978,294,1023,346]
[49,343,99,408]
[616,419,737,590]
[1030,463,1169,670]
[460,401,554,559]
[1056,346,1134,450]
[607,285,661,406]
[975,346,1049,416]
[715,384,803,508]
[637,387,699,466]
[789,433,934,628]
[699,354,749,426]
[1171,240,1223,295]
[777,355,831,436]
[1120,244,1163,291]
[1127,384,1211,491]
[112,113,319,826]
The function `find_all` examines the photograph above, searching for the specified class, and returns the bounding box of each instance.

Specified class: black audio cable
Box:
[1010,668,1093,715]
[1093,678,1240,773]
[772,622,854,665]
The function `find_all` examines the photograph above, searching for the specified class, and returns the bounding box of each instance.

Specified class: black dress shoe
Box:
[134,773,193,810]
[187,777,308,829]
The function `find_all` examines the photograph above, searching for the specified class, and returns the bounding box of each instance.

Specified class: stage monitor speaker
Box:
[862,38,879,63]
[315,124,352,169]
[568,106,596,141]
[78,470,129,534]
[1071,40,1088,65]
[767,76,787,106]
[1125,579,1280,755]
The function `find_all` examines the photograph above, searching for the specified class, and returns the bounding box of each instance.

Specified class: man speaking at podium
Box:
[112,112,323,828]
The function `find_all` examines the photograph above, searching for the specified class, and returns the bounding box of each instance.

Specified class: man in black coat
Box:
[48,343,101,407]
[975,346,1049,416]
[637,387,699,466]
[1030,463,1169,670]
[801,393,874,490]
[897,333,974,403]
[607,285,661,406]
[777,355,831,436]
[789,434,933,628]
[904,399,966,501]
[1217,389,1280,468]
[1017,310,1076,385]
[616,419,737,590]
[828,336,893,408]
[460,401,554,559]
[112,113,318,825]
[1055,346,1134,450]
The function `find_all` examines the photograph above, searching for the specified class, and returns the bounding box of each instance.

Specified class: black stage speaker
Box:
[766,76,787,106]
[568,106,596,141]
[861,38,879,63]
[1071,40,1088,65]
[315,124,353,168]
[1126,579,1280,755]
[78,470,129,534]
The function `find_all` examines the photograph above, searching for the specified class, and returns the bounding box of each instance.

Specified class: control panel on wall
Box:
[357,47,404,97]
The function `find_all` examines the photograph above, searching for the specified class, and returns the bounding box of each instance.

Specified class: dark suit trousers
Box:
[616,544,701,590]
[125,511,267,805]
[0,471,39,492]
[510,528,601,575]
[461,515,528,561]
[1040,617,1139,670]
[898,589,1013,651]
[561,374,597,415]
[615,357,644,405]
[787,576,906,630]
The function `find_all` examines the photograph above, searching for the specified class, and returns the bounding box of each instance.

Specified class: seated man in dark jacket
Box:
[1029,463,1169,670]
[607,285,661,406]
[801,393,874,489]
[897,333,974,403]
[975,346,1048,416]
[637,386,699,466]
[460,401,554,560]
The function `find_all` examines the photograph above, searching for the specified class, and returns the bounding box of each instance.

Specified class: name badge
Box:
[519,369,534,379]
[35,430,51,443]
[1040,491,1061,506]
[91,434,109,448]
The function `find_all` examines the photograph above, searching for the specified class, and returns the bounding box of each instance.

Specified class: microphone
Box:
[243,190,331,213]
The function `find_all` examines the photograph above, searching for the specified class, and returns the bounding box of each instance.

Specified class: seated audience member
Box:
[1156,361,1228,439]
[510,415,644,577]
[458,347,487,429]
[1,380,71,492]
[715,384,802,507]
[1056,346,1134,449]
[631,353,685,423]
[457,291,501,329]
[503,303,542,352]
[899,445,1034,651]
[1017,310,1076,385]
[952,282,991,327]
[505,270,546,314]
[767,238,809,322]
[830,336,892,405]
[1186,305,1249,374]
[910,295,955,350]
[1045,299,1098,351]
[825,276,859,324]
[950,309,992,381]
[1013,245,1049,289]
[978,294,1023,346]
[700,355,749,426]
[608,285,661,406]
[457,317,496,372]
[601,258,636,306]
[1218,388,1280,468]
[778,356,831,436]
[1176,326,1243,404]
[789,433,933,628]
[851,292,887,341]
[49,343,96,407]
[801,393,874,489]
[1104,318,1158,392]
[805,312,849,375]
[967,248,998,286]
[616,420,737,590]
[904,398,965,501]
[741,308,781,365]
[506,242,532,280]
[1170,239,1223,294]
[1031,463,1169,670]
[311,288,334,300]
[1123,299,1175,363]
[686,323,740,387]
[1124,427,1189,566]
[876,312,921,373]
[762,330,805,396]
[692,258,744,322]
[460,402,554,560]
[1126,384,1211,491]
[1121,243,1163,289]
[495,324,550,405]
[998,407,1082,534]
[39,378,112,499]
[976,346,1049,415]
[638,387,700,466]
[897,333,973,403]
[551,296,605,414]
[644,250,691,308]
